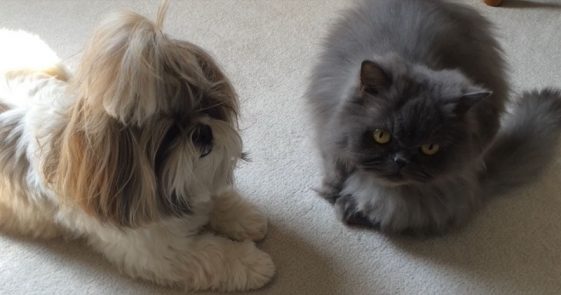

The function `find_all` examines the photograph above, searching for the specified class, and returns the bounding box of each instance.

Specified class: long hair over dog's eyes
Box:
[373,129,391,144]
[161,124,181,149]
[154,123,181,176]
[192,124,213,157]
[156,123,214,163]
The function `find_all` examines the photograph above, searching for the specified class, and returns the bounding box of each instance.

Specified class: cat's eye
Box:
[421,144,440,155]
[373,129,391,144]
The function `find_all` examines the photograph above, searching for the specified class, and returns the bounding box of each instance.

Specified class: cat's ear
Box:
[446,89,492,115]
[360,60,391,95]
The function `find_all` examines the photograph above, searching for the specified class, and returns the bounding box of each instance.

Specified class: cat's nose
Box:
[393,154,408,168]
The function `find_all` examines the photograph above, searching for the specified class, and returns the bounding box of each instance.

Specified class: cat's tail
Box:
[481,88,561,196]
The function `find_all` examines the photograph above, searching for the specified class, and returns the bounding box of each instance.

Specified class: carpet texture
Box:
[1,1,561,294]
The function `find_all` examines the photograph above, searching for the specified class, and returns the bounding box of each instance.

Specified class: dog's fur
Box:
[0,2,274,291]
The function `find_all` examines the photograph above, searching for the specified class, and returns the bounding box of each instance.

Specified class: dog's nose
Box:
[393,154,408,168]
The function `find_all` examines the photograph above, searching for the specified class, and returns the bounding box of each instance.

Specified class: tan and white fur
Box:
[0,2,274,291]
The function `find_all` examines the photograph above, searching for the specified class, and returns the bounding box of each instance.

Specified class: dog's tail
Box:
[481,88,561,196]
[0,29,68,81]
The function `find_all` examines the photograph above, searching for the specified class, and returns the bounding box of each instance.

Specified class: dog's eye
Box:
[192,124,213,157]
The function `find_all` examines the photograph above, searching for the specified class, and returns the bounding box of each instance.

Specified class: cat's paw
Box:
[316,179,344,204]
[315,185,341,204]
[334,194,379,229]
[211,191,268,241]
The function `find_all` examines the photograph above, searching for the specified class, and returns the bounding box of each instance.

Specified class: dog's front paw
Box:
[176,236,274,291]
[211,191,268,241]
[217,206,268,242]
[219,241,275,291]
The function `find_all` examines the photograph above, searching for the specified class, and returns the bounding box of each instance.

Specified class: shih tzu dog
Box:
[0,1,274,291]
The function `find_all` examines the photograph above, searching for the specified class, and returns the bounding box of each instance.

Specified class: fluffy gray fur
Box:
[306,0,561,235]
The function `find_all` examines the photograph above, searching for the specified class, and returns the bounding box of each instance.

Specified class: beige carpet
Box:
[1,0,561,294]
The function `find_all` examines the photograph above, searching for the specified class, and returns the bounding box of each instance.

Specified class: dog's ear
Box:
[44,105,160,227]
[72,11,170,126]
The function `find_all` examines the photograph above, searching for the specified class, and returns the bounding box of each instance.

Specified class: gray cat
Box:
[306,0,561,235]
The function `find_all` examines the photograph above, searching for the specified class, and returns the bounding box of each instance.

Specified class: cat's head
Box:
[336,56,491,185]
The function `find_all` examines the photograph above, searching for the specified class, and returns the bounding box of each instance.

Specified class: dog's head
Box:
[44,7,242,227]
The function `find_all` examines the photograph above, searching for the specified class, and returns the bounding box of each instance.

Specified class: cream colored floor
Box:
[1,1,561,294]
